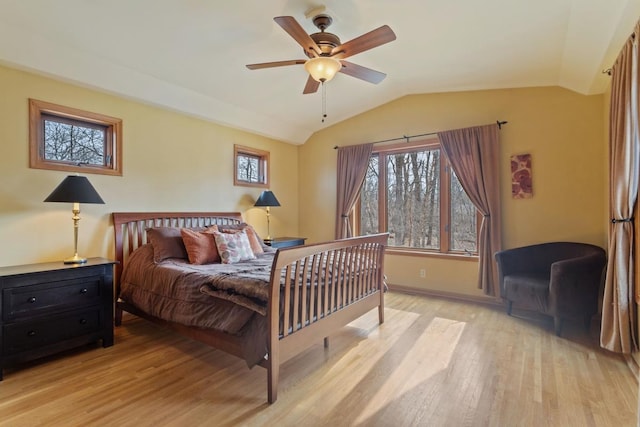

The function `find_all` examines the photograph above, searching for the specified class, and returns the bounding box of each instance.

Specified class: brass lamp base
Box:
[64,254,87,264]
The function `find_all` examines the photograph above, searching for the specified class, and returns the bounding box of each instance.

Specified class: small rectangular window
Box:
[234,145,269,187]
[29,99,122,176]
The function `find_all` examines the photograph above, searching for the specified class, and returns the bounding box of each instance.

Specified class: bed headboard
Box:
[112,212,243,293]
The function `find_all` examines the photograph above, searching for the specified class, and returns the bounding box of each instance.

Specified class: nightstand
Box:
[264,237,307,249]
[0,258,115,379]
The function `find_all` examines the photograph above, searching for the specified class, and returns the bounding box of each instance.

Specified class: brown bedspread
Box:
[119,244,278,366]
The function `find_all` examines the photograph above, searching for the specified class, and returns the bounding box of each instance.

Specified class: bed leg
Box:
[324,337,329,348]
[114,305,123,327]
[378,303,385,325]
[267,360,279,404]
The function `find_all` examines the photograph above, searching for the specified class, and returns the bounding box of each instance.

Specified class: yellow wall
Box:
[299,87,607,297]
[0,64,608,301]
[0,65,299,267]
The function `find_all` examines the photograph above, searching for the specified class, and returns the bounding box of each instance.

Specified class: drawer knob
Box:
[27,297,36,304]
[27,330,36,337]
[80,288,88,294]
[79,318,87,325]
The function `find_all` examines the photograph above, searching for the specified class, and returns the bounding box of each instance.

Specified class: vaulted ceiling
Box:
[1,0,638,144]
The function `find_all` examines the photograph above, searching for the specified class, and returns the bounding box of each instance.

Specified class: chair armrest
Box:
[548,253,606,316]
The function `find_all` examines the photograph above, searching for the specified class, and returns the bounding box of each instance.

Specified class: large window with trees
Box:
[358,139,478,255]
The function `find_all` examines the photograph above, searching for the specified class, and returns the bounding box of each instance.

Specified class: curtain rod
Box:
[333,120,508,149]
[602,31,636,75]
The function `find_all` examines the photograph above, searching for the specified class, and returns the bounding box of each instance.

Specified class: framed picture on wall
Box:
[511,153,532,199]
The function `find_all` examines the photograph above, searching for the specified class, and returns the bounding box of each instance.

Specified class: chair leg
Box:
[506,300,513,316]
[554,317,563,336]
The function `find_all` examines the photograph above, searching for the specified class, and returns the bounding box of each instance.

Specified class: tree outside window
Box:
[358,139,478,255]
[234,145,269,187]
[29,99,122,176]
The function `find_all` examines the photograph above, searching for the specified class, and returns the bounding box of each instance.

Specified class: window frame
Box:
[356,138,480,257]
[234,144,270,188]
[29,98,123,176]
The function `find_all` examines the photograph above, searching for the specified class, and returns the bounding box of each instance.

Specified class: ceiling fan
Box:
[246,13,396,94]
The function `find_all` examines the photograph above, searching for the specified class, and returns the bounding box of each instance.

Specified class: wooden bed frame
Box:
[112,212,387,403]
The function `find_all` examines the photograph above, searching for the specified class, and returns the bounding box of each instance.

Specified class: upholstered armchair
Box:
[494,242,606,336]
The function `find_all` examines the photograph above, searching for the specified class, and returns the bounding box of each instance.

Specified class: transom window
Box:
[29,99,122,176]
[234,145,269,187]
[358,139,479,255]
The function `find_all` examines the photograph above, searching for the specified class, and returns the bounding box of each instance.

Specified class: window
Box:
[234,145,269,187]
[29,99,122,176]
[358,139,478,255]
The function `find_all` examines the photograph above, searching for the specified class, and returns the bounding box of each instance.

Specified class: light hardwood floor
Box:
[0,292,637,426]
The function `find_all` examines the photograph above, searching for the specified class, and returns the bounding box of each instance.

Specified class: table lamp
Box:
[254,190,280,240]
[44,175,105,264]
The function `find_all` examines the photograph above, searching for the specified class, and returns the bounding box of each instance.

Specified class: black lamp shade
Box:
[254,190,280,207]
[44,175,105,204]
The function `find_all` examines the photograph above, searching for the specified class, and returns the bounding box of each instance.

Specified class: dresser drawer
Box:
[3,308,102,355]
[3,276,102,321]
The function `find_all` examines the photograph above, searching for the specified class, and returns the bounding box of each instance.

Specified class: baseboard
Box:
[387,283,504,308]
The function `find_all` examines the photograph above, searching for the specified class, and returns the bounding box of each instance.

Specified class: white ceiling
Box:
[0,0,638,145]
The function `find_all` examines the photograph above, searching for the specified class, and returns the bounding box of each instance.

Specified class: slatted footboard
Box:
[266,233,388,403]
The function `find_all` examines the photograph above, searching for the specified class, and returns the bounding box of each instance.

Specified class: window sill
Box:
[385,247,479,261]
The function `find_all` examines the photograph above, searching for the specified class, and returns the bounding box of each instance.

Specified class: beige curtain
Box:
[438,124,502,296]
[600,23,639,354]
[335,143,373,239]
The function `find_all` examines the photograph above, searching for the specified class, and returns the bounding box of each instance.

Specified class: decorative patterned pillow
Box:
[212,230,257,264]
[219,223,264,255]
[180,228,221,264]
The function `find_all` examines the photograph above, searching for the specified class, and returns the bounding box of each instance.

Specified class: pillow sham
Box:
[180,228,221,264]
[212,230,257,264]
[146,227,189,263]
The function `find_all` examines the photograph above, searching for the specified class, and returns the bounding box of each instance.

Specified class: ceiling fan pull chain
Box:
[322,82,327,123]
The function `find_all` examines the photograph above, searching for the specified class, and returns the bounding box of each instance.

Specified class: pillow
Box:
[146,227,188,263]
[219,223,264,255]
[180,228,221,264]
[212,230,257,264]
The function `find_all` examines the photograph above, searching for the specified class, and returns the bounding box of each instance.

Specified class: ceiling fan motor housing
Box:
[309,32,341,56]
[305,14,341,57]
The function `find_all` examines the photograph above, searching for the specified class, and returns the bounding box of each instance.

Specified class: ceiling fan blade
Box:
[330,25,396,60]
[303,75,320,94]
[274,16,322,57]
[339,61,387,84]
[246,60,306,70]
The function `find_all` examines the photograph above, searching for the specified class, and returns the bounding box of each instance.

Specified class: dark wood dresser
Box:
[0,258,115,379]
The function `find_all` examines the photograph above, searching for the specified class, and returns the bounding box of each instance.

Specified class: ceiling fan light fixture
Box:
[304,56,342,82]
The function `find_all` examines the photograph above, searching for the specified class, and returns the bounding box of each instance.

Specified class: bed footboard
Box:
[265,233,388,403]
